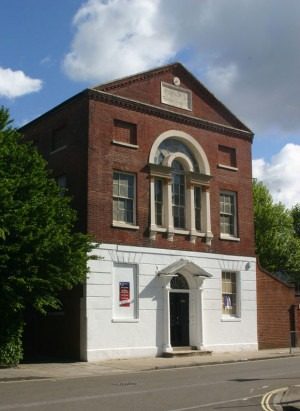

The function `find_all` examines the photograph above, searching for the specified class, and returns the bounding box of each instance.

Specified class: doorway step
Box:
[162,347,212,358]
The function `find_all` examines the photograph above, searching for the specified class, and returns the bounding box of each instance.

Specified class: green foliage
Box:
[0,317,23,367]
[291,203,300,238]
[0,107,93,364]
[253,179,300,280]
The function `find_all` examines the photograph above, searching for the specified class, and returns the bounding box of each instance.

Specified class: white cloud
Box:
[63,0,176,82]
[40,56,53,67]
[206,63,239,95]
[253,144,300,208]
[0,67,42,99]
[63,0,300,137]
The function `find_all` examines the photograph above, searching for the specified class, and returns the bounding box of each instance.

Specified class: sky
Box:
[1,0,299,208]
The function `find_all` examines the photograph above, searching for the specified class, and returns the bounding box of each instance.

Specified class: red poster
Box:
[119,282,130,307]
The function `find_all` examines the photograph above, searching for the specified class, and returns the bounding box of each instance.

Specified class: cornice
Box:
[87,89,254,141]
[98,66,173,92]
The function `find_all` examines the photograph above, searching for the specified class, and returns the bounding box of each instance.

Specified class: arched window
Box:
[170,274,189,290]
[149,131,213,244]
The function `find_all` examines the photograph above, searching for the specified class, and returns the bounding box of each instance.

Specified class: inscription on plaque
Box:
[161,82,192,111]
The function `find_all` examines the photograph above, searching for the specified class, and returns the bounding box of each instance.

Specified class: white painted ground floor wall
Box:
[80,243,257,362]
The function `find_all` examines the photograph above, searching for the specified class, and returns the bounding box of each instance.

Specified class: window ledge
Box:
[50,145,67,155]
[150,226,207,237]
[218,164,238,172]
[221,316,241,322]
[112,222,139,230]
[112,140,139,149]
[220,234,240,242]
[191,231,206,237]
[174,229,190,235]
[151,226,167,233]
[111,318,139,323]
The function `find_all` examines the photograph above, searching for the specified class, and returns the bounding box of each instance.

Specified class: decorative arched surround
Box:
[149,130,213,244]
[149,130,211,174]
[158,259,212,352]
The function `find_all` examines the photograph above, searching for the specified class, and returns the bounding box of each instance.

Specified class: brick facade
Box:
[257,262,300,349]
[22,64,255,257]
[20,63,261,360]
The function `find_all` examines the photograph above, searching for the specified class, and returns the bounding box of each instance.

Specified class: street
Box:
[0,357,300,410]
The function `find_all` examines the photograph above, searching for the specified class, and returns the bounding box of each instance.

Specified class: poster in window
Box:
[119,281,130,307]
[113,263,137,320]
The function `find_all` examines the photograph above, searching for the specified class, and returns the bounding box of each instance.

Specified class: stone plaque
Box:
[161,82,192,111]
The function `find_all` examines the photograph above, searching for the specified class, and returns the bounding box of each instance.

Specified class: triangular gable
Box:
[92,62,252,133]
[158,258,212,278]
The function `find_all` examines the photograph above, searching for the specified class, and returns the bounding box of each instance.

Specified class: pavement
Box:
[1,348,300,410]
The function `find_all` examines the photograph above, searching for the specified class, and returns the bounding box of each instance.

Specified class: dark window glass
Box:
[172,160,185,229]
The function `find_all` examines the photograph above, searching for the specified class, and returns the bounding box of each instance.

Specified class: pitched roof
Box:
[92,62,252,134]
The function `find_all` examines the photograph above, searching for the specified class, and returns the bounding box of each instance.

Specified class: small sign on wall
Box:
[119,281,130,307]
[113,263,137,320]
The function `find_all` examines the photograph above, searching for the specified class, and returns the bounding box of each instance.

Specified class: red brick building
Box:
[256,262,300,349]
[22,63,259,361]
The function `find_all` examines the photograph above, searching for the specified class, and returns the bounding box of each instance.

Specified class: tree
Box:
[253,179,300,280]
[291,203,300,238]
[0,107,93,365]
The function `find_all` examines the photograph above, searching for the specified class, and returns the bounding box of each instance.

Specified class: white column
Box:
[188,183,196,243]
[194,285,204,349]
[203,187,213,245]
[149,176,156,240]
[166,180,174,241]
[162,284,172,352]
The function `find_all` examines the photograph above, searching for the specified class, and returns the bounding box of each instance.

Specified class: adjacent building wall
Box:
[256,262,298,349]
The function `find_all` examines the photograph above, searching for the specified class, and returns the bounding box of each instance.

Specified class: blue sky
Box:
[1,0,300,207]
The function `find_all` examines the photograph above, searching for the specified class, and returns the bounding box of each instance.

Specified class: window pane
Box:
[195,187,201,230]
[220,192,236,236]
[155,179,163,226]
[222,272,237,315]
[172,160,186,229]
[113,172,135,224]
[51,127,66,151]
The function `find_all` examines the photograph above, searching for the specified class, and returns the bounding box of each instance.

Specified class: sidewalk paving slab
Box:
[1,348,300,381]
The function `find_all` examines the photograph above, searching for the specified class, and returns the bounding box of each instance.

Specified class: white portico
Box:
[158,259,212,353]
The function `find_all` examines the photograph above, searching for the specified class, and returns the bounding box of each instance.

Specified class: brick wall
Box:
[87,96,255,257]
[21,94,89,233]
[257,262,297,349]
[21,67,256,258]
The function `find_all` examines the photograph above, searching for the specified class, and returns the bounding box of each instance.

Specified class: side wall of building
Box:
[21,95,90,360]
[256,263,298,349]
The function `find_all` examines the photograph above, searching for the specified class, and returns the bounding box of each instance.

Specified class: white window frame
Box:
[171,160,186,230]
[112,171,139,229]
[220,191,239,240]
[150,153,209,243]
[112,263,139,322]
[221,271,241,319]
[149,131,213,245]
[154,178,164,227]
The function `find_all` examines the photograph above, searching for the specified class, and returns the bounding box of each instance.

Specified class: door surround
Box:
[157,259,212,353]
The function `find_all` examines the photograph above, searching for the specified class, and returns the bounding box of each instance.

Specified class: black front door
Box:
[170,292,189,346]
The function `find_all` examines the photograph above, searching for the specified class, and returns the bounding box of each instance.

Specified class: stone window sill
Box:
[112,222,139,230]
[221,316,241,322]
[218,164,238,172]
[220,234,240,242]
[50,145,67,155]
[112,140,139,149]
[111,318,139,323]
